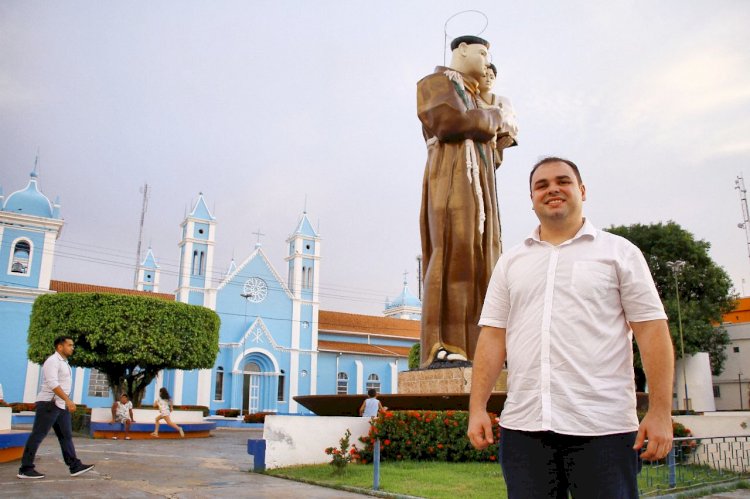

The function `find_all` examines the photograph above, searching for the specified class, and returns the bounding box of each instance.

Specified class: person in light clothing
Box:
[151,387,184,438]
[111,393,135,440]
[359,389,385,417]
[17,336,95,479]
[468,157,675,498]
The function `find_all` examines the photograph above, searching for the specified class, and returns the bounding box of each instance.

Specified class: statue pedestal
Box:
[398,367,507,394]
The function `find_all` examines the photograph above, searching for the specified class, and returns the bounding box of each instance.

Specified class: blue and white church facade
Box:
[0,171,420,414]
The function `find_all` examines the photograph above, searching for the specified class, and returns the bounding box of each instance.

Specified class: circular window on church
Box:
[242,277,268,303]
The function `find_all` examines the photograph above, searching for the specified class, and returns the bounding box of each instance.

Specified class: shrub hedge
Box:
[244,412,272,424]
[216,408,241,418]
[356,410,499,463]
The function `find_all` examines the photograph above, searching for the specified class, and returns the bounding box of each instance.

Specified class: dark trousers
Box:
[500,428,640,499]
[20,401,81,472]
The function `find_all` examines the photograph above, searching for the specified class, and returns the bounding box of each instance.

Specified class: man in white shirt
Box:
[468,157,674,498]
[17,336,94,479]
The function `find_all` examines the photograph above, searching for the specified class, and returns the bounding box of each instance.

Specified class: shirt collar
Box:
[54,351,68,363]
[526,218,598,246]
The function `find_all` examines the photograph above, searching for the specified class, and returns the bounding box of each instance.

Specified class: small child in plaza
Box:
[111,393,135,440]
[359,388,386,417]
[151,387,184,438]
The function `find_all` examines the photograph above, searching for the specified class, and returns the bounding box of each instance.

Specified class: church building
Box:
[0,169,420,414]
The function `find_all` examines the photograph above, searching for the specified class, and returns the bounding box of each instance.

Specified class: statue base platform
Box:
[398,366,507,394]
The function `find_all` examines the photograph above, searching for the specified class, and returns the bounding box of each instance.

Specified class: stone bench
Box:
[0,407,30,462]
[90,408,215,439]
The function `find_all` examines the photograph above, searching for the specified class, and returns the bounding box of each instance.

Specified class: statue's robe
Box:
[417,66,503,367]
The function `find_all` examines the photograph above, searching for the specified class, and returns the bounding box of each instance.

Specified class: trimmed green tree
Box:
[606,221,735,376]
[28,292,220,406]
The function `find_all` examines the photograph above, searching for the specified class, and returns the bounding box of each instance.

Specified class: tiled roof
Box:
[318,310,420,339]
[723,297,750,324]
[49,280,174,301]
[317,340,413,357]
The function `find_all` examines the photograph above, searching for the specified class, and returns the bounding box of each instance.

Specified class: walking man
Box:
[17,336,94,479]
[468,157,674,498]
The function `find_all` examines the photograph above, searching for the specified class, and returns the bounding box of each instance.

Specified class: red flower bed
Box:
[357,410,500,463]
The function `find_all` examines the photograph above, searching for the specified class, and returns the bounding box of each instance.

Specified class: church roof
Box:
[189,193,215,221]
[3,171,56,219]
[318,310,420,339]
[385,280,422,310]
[50,280,174,301]
[292,212,318,238]
[140,248,159,269]
[318,340,412,357]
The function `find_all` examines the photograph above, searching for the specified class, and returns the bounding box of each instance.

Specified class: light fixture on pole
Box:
[666,260,689,412]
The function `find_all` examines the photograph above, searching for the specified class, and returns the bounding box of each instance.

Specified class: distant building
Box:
[713,298,750,410]
[0,169,419,413]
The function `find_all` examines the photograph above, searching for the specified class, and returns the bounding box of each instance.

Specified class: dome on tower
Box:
[3,171,55,218]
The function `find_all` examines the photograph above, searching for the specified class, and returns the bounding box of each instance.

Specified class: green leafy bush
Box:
[243,412,272,424]
[173,405,210,417]
[9,402,36,413]
[216,408,241,418]
[357,410,499,463]
[408,344,420,370]
[325,429,359,473]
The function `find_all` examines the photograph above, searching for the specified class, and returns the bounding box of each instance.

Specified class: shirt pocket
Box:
[571,261,615,300]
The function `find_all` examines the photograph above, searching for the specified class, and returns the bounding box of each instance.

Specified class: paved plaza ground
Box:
[0,428,368,498]
[2,427,750,498]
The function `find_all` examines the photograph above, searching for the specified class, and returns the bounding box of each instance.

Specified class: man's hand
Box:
[467,409,494,450]
[633,411,673,461]
[66,399,76,413]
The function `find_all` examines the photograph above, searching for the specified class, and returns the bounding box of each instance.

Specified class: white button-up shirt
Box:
[479,219,667,435]
[37,351,72,410]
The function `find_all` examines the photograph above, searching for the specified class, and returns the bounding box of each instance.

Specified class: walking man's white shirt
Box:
[38,351,73,410]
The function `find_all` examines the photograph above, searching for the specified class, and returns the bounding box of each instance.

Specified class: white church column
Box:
[355,360,364,394]
[390,361,399,394]
[73,367,85,403]
[173,370,184,405]
[23,361,40,403]
[196,368,212,407]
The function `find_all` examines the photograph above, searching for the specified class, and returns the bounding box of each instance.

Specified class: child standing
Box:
[359,388,386,417]
[111,393,135,440]
[151,388,184,438]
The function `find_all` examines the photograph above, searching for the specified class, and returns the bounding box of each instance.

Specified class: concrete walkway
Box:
[0,428,370,498]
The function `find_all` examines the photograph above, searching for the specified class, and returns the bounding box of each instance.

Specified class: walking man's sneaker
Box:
[17,469,45,479]
[70,463,95,477]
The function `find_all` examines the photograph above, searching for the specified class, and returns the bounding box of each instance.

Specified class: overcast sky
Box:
[2,1,749,315]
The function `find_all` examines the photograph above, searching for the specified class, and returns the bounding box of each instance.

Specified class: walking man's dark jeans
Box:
[19,401,82,473]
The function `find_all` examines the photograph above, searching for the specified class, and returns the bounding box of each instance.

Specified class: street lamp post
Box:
[666,260,690,412]
[740,371,744,411]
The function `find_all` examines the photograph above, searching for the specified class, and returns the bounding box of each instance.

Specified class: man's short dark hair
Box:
[529,157,583,190]
[450,35,490,51]
[367,388,377,397]
[487,63,497,76]
[54,336,73,348]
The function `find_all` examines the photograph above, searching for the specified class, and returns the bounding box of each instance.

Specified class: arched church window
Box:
[306,267,313,289]
[244,362,261,373]
[214,367,224,401]
[10,240,31,275]
[366,373,381,392]
[337,372,348,395]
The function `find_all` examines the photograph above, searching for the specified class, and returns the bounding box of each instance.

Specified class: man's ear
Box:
[580,183,587,201]
[459,42,469,57]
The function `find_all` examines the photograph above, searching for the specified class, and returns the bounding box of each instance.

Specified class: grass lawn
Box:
[266,461,743,498]
[267,461,506,499]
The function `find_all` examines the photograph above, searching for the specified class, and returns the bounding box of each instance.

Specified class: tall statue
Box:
[417,35,517,368]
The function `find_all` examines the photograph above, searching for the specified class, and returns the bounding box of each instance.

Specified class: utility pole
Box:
[134,183,149,289]
[735,174,750,265]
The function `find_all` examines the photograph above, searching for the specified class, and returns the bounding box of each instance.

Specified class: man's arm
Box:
[467,326,507,450]
[42,358,76,412]
[631,319,674,461]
